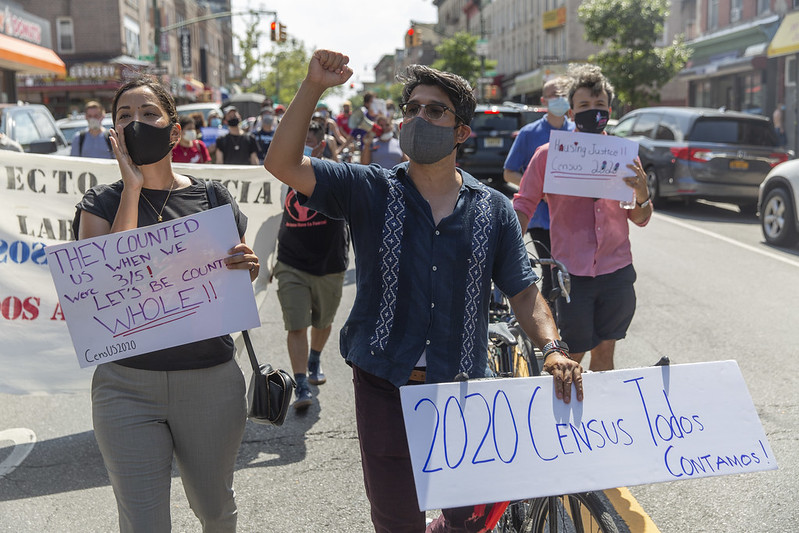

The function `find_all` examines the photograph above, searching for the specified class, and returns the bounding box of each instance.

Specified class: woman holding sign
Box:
[74,76,259,533]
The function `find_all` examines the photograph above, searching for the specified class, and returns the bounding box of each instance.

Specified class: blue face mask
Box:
[209,118,222,127]
[547,96,570,117]
[303,145,314,157]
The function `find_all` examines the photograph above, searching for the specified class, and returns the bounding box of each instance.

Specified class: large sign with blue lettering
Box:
[400,361,776,510]
[45,205,260,367]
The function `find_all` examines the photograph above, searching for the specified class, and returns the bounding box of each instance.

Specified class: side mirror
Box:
[28,138,58,154]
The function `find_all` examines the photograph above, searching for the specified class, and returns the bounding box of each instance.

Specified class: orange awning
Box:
[0,33,66,75]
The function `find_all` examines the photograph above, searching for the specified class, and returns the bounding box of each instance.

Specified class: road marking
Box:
[0,428,37,476]
[604,487,661,532]
[655,214,799,269]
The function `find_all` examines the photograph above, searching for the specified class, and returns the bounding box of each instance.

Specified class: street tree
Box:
[432,32,495,89]
[578,0,690,110]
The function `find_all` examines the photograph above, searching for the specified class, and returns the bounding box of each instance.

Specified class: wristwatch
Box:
[542,339,570,359]
[637,197,651,208]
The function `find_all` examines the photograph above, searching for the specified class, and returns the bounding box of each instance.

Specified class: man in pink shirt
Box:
[513,64,653,371]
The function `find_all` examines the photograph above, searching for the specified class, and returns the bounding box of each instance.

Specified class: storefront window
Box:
[691,80,712,107]
[742,72,763,114]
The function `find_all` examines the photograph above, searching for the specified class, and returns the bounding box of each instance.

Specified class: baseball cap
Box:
[223,105,238,115]
[275,104,286,113]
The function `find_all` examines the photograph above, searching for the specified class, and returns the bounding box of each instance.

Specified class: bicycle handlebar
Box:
[530,256,571,303]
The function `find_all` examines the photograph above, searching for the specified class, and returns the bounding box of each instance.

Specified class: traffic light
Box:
[278,23,287,43]
[270,21,276,42]
[406,27,414,48]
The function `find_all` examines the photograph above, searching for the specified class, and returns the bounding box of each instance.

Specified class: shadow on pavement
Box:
[0,407,322,501]
[655,199,759,224]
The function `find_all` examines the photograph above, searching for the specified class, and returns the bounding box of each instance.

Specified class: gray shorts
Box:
[274,260,345,331]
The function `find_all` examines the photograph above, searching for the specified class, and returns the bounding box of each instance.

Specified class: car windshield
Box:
[471,112,518,131]
[689,118,779,146]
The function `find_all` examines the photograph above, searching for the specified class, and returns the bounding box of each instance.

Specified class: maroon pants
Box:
[352,365,482,533]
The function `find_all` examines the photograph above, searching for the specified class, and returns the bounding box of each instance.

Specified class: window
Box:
[730,0,743,22]
[56,17,74,54]
[757,0,769,14]
[708,0,719,30]
[631,113,661,138]
[787,56,797,87]
[124,16,140,58]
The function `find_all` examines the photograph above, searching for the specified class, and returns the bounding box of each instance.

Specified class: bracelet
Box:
[542,339,571,360]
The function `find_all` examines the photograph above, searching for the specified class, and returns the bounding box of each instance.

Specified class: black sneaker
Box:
[307,360,326,385]
[293,386,313,410]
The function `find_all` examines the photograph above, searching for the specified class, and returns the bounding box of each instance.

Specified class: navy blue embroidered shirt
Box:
[304,159,536,387]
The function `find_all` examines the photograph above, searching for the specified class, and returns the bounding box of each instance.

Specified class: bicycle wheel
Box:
[494,499,532,532]
[508,324,537,377]
[521,492,619,533]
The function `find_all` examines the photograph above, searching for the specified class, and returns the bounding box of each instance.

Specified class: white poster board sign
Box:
[400,361,776,511]
[543,130,640,203]
[45,205,260,367]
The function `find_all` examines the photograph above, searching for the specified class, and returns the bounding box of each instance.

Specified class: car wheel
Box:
[645,167,660,202]
[761,188,799,246]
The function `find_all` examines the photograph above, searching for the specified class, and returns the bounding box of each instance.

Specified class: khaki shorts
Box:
[274,260,346,331]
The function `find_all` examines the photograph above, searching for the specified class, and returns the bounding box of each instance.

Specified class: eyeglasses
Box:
[399,102,458,122]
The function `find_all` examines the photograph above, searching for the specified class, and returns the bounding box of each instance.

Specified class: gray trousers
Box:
[92,359,247,533]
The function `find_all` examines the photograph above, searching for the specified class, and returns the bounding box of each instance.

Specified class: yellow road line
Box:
[603,487,661,532]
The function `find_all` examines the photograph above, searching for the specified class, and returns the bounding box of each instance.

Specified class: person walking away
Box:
[215,106,258,165]
[359,114,407,168]
[73,75,260,532]
[171,116,211,163]
[503,76,573,301]
[274,120,349,410]
[70,101,114,158]
[265,49,583,533]
[513,63,652,371]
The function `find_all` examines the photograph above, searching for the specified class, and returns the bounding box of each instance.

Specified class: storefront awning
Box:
[509,64,568,97]
[0,33,65,75]
[767,11,799,58]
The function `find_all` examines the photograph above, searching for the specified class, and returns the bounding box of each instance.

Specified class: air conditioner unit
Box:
[731,7,742,21]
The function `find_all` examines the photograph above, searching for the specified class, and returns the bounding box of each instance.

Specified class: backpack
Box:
[78,130,112,156]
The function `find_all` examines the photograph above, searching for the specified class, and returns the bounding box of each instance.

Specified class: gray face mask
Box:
[399,117,458,165]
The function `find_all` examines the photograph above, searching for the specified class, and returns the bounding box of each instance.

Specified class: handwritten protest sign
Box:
[45,205,260,367]
[543,130,640,203]
[400,361,776,511]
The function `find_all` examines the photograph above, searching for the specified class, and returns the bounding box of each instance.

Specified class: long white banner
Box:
[0,151,283,393]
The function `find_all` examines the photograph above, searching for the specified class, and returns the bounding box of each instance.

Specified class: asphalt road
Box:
[1,199,797,532]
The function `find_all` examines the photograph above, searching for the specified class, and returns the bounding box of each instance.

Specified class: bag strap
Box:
[205,179,219,208]
[242,330,260,373]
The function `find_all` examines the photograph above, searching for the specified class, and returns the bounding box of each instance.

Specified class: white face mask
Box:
[380,132,394,141]
[182,130,197,141]
[87,118,102,130]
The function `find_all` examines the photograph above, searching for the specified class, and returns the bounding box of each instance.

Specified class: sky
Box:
[230,0,439,110]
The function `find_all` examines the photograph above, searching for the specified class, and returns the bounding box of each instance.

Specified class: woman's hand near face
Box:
[109,127,144,192]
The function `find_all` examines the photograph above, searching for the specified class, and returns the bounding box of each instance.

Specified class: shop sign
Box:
[543,7,566,30]
[0,3,47,46]
[69,63,119,80]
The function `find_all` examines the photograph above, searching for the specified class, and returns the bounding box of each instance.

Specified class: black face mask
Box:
[574,109,610,134]
[227,117,240,127]
[123,121,174,166]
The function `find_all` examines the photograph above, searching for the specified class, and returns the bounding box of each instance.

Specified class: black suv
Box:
[457,104,546,195]
[611,106,791,213]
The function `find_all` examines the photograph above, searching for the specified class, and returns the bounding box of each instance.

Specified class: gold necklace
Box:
[140,177,176,222]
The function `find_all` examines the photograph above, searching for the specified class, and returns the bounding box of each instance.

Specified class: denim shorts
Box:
[556,263,637,353]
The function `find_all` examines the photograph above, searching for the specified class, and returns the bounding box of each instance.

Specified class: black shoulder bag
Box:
[205,180,295,425]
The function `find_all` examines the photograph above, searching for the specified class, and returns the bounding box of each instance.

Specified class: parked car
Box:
[456,104,547,194]
[0,103,69,154]
[758,160,799,246]
[611,106,791,213]
[176,103,223,122]
[56,113,114,145]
